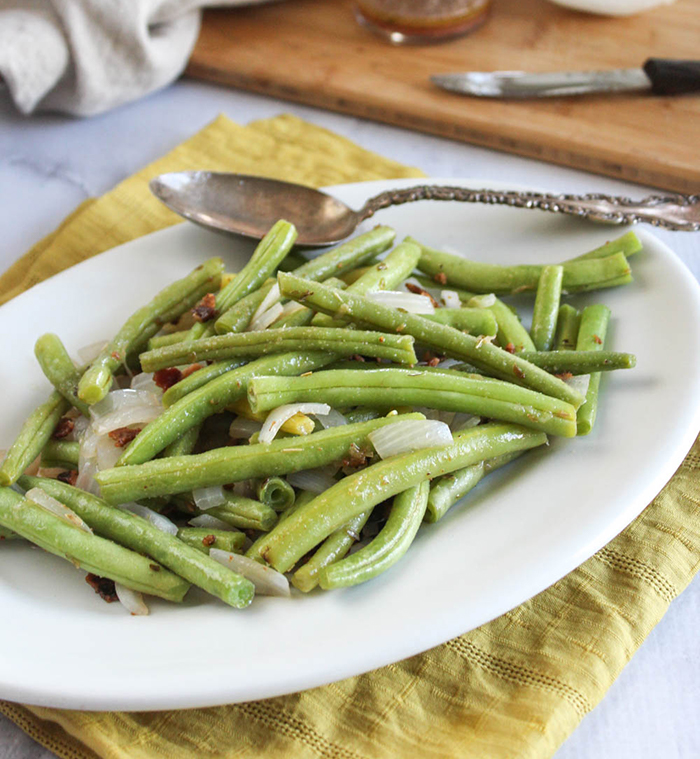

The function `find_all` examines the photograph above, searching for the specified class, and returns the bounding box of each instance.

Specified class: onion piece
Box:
[77,340,108,364]
[312,408,347,429]
[95,435,123,471]
[441,290,462,309]
[115,583,149,616]
[228,417,262,439]
[287,466,337,494]
[567,374,591,398]
[118,503,178,535]
[435,358,463,370]
[415,407,456,426]
[250,284,281,325]
[25,487,93,533]
[248,302,284,332]
[189,514,237,531]
[368,291,435,315]
[210,548,290,597]
[76,458,101,496]
[467,293,496,309]
[368,419,453,459]
[130,372,163,396]
[450,412,481,431]
[260,403,330,444]
[193,486,227,511]
[90,389,162,435]
[278,300,306,319]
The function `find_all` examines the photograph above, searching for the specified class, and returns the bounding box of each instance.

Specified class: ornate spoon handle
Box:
[357,186,700,232]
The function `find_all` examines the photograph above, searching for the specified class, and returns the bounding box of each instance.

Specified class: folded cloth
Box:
[0,0,275,116]
[1,114,699,759]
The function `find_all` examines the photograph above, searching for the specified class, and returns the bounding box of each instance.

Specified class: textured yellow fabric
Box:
[1,113,698,759]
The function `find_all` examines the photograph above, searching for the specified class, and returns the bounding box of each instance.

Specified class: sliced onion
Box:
[189,514,237,531]
[415,407,456,426]
[77,340,108,364]
[368,291,435,315]
[441,290,462,309]
[95,435,123,471]
[90,389,162,434]
[193,486,227,511]
[467,293,496,308]
[248,302,284,332]
[435,358,463,370]
[368,419,453,459]
[119,503,178,535]
[24,454,41,477]
[209,548,290,597]
[25,487,93,533]
[312,408,347,429]
[130,372,163,396]
[69,415,90,442]
[228,417,262,439]
[230,480,256,498]
[450,412,481,431]
[287,466,337,494]
[115,583,149,616]
[278,300,306,319]
[250,284,281,325]
[76,459,101,496]
[567,374,591,397]
[260,403,330,444]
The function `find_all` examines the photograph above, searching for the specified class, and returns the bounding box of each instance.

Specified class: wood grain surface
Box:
[187,0,700,192]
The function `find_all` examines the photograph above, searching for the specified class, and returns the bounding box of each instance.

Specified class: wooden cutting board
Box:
[187,0,700,193]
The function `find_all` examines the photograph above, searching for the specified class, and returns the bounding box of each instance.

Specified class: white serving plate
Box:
[1,178,699,711]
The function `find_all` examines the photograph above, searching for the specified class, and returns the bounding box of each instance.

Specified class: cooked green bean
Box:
[41,440,79,469]
[118,352,333,466]
[177,527,246,554]
[0,525,22,540]
[425,451,523,523]
[0,391,70,486]
[251,422,548,572]
[34,333,90,416]
[271,277,348,329]
[97,413,423,503]
[291,509,373,592]
[554,304,580,351]
[77,257,224,405]
[575,304,611,435]
[565,231,642,262]
[19,476,255,608]
[248,369,577,437]
[518,350,634,375]
[247,490,316,559]
[409,239,631,295]
[212,279,277,335]
[0,486,189,602]
[425,307,498,336]
[205,494,278,532]
[147,330,191,351]
[277,273,584,408]
[319,481,430,589]
[257,476,296,512]
[162,360,248,407]
[530,265,563,351]
[489,298,536,352]
[162,423,201,458]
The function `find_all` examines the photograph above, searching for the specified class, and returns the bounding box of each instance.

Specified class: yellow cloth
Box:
[1,113,698,759]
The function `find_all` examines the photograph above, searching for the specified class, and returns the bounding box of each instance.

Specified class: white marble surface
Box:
[0,78,698,759]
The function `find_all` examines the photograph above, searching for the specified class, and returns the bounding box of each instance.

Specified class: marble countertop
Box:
[0,78,698,759]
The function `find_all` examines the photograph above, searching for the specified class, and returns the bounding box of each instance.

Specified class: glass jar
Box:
[354,0,492,44]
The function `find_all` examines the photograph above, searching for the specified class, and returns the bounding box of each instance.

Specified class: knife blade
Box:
[431,58,700,98]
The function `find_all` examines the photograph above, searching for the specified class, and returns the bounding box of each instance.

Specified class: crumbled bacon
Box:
[427,356,441,367]
[513,365,525,379]
[593,334,603,345]
[153,367,183,390]
[554,372,574,381]
[192,293,218,323]
[504,343,516,354]
[108,427,140,447]
[181,363,204,379]
[85,574,118,603]
[202,534,216,547]
[342,443,369,470]
[57,470,78,486]
[405,282,439,308]
[52,418,75,440]
[434,272,447,285]
[349,354,366,362]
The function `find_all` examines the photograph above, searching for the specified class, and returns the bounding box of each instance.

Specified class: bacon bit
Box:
[192,293,218,323]
[342,443,369,470]
[108,427,140,447]
[593,334,603,345]
[405,282,440,308]
[554,372,574,381]
[202,534,216,547]
[52,418,75,440]
[85,574,118,603]
[57,470,79,486]
[149,564,161,572]
[111,351,121,360]
[513,365,525,379]
[350,354,366,362]
[396,324,406,333]
[427,356,441,367]
[504,343,516,354]
[181,363,203,379]
[434,272,447,285]
[153,367,183,390]
[378,336,385,343]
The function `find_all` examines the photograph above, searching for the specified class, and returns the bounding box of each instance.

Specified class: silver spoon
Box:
[150,171,700,246]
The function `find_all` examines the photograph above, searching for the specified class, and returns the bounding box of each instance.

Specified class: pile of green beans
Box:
[0,222,641,611]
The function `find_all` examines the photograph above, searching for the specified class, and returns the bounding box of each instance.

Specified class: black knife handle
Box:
[643,58,700,96]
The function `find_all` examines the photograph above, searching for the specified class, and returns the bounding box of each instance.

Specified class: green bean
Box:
[246,490,316,560]
[251,422,548,572]
[343,408,384,424]
[177,527,246,554]
[257,476,296,512]
[248,369,577,437]
[0,525,22,540]
[147,331,191,351]
[213,279,277,335]
[425,451,523,523]
[530,265,563,351]
[291,509,373,592]
[409,239,631,295]
[270,277,347,329]
[277,251,309,272]
[118,352,333,466]
[0,486,189,602]
[575,305,611,435]
[19,476,255,609]
[489,298,536,352]
[565,231,642,262]
[277,273,584,408]
[34,334,90,416]
[319,481,430,589]
[312,240,420,328]
[554,305,580,351]
[77,257,224,405]
[424,307,498,336]
[518,350,634,375]
[140,327,417,371]
[161,423,201,458]
[162,360,248,407]
[97,413,423,503]
[0,391,70,486]
[206,494,278,532]
[41,440,79,469]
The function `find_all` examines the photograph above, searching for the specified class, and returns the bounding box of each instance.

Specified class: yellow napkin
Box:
[1,114,698,759]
